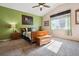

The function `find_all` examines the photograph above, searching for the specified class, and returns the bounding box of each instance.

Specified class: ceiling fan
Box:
[32,3,50,11]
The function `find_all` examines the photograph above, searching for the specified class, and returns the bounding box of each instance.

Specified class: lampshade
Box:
[10,23,16,32]
[11,24,16,28]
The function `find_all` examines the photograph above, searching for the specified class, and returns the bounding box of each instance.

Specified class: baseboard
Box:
[0,39,10,42]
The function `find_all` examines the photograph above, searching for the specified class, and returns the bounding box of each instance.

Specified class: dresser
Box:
[11,32,21,40]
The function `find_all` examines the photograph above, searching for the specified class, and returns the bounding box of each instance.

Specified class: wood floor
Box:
[0,38,79,56]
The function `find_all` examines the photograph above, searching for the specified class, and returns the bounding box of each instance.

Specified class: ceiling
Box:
[0,3,62,16]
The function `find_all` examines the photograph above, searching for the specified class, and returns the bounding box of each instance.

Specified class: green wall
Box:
[0,6,42,40]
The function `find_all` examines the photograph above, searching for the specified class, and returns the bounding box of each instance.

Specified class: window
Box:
[50,10,72,35]
[51,14,70,30]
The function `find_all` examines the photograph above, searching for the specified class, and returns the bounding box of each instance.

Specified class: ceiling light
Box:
[40,5,43,8]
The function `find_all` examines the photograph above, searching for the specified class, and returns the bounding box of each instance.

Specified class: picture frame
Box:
[75,9,79,24]
[44,21,49,26]
[22,15,33,25]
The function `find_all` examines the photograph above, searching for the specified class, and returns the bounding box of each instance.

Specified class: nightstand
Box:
[11,32,21,40]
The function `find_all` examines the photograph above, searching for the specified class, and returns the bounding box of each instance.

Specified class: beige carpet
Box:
[0,39,31,54]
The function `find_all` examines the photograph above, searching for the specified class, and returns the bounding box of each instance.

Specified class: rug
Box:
[45,40,63,54]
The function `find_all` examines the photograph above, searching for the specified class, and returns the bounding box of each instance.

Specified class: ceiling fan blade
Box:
[39,3,45,5]
[40,8,42,11]
[43,5,50,8]
[32,5,40,8]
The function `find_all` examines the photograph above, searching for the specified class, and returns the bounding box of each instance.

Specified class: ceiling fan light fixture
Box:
[40,5,43,8]
[32,3,50,11]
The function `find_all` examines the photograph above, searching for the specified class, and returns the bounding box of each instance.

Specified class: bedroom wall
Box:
[42,3,79,41]
[0,6,42,40]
